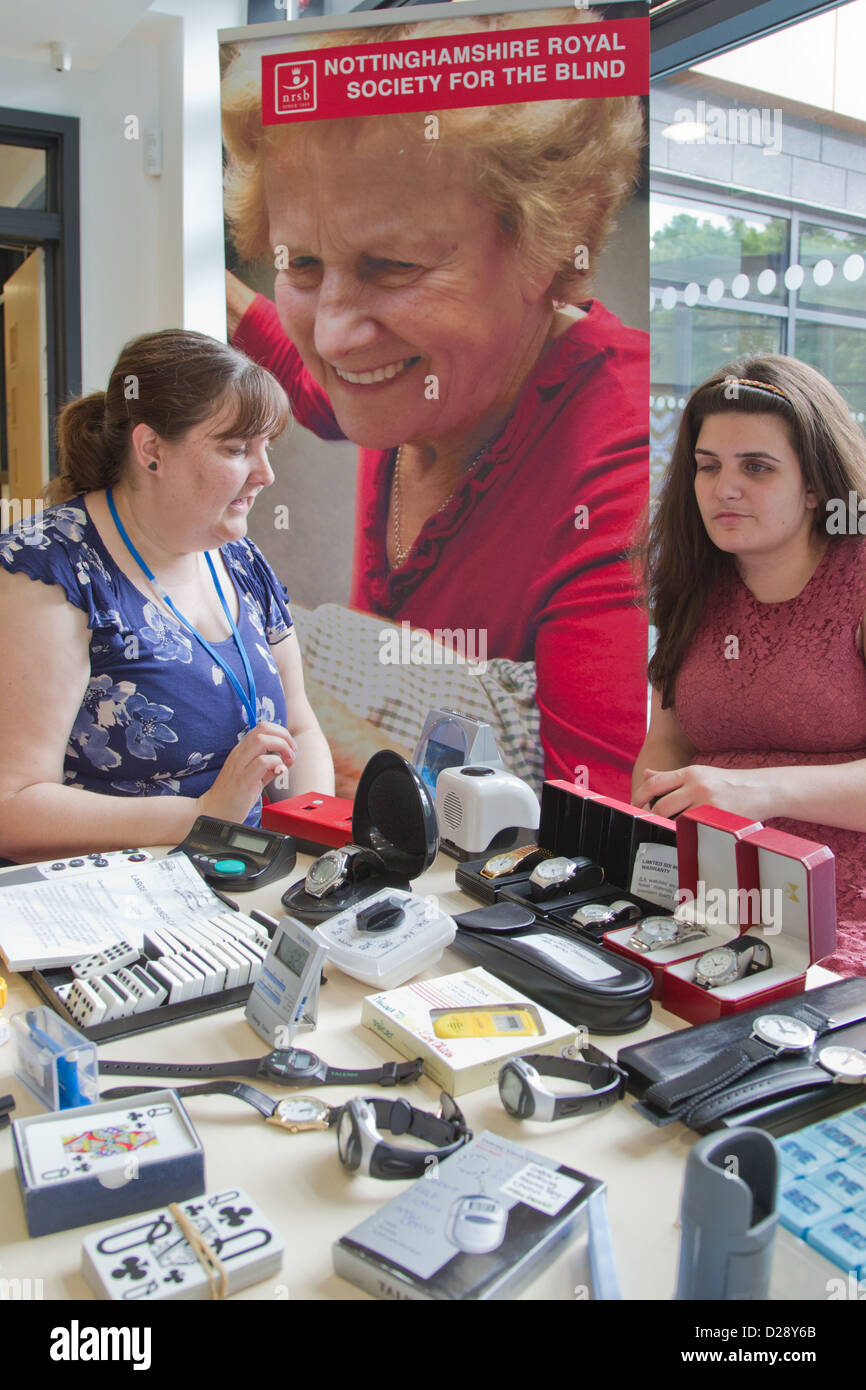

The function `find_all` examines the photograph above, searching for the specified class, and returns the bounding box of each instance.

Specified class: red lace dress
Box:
[675,536,866,975]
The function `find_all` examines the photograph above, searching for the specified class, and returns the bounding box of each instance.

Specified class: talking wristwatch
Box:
[100,1079,341,1131]
[643,1003,832,1122]
[498,1046,626,1121]
[337,1093,471,1179]
[480,846,551,880]
[693,935,772,989]
[303,845,383,899]
[571,900,643,930]
[628,916,710,953]
[528,855,604,901]
[98,1047,425,1089]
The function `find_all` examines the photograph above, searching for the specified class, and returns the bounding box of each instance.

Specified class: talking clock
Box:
[412,709,503,794]
[173,816,297,891]
[244,917,328,1048]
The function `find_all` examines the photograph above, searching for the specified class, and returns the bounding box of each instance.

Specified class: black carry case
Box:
[618,976,866,1135]
[452,910,654,1034]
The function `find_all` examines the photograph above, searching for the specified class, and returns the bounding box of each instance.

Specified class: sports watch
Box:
[303,845,382,898]
[570,900,642,930]
[693,935,772,989]
[528,855,604,901]
[480,846,551,880]
[498,1046,626,1121]
[337,1093,472,1179]
[98,1047,425,1089]
[628,916,710,953]
[643,1004,832,1122]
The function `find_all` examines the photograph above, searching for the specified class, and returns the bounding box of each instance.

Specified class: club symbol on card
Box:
[128,1112,144,1124]
[112,1256,149,1282]
[218,1206,252,1228]
[163,1270,184,1285]
[186,1204,204,1216]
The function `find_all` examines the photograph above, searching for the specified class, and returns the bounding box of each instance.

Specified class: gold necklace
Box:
[391,441,490,570]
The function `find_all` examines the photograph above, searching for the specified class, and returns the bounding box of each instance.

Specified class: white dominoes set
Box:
[58,913,270,1028]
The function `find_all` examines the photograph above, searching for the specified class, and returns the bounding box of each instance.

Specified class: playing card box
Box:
[12,1091,205,1237]
[82,1187,284,1301]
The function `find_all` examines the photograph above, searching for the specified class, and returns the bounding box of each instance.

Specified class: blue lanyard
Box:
[106,488,258,729]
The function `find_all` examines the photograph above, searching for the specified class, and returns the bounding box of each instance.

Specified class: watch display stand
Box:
[604,806,768,998]
[455,781,677,938]
[661,814,837,1026]
[280,750,439,927]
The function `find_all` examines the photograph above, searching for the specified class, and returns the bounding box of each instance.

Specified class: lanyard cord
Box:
[106,487,258,729]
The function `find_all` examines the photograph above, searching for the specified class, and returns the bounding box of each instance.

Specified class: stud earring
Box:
[148,462,157,472]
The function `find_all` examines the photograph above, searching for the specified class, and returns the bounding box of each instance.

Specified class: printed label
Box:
[522,933,619,982]
[502,1162,583,1216]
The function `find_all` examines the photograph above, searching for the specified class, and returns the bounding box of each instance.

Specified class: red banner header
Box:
[261,17,648,124]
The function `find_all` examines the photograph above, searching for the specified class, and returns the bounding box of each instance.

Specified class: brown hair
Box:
[645,355,866,706]
[46,329,289,505]
[221,7,643,304]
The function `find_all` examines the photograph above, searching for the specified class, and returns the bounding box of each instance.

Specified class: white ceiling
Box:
[0,0,157,70]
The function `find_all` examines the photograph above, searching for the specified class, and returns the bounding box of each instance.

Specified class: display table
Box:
[0,849,838,1301]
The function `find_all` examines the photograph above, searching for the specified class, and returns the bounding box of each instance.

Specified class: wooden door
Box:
[3,247,47,515]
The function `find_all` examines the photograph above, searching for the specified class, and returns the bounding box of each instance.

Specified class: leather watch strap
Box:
[684,1063,836,1127]
[322,1058,424,1087]
[100,1079,280,1118]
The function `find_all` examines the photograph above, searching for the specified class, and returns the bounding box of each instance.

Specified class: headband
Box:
[723,377,791,403]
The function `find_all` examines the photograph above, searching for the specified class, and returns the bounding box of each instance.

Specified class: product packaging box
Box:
[333,1129,612,1300]
[361,967,576,1096]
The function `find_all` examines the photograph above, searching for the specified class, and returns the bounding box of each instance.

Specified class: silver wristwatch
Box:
[304,846,377,899]
[693,935,773,990]
[571,900,642,929]
[628,916,710,953]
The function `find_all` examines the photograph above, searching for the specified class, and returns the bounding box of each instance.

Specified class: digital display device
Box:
[244,917,327,1048]
[412,710,502,794]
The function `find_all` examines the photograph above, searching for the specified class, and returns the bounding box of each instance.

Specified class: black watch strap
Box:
[100,1079,281,1118]
[644,1003,832,1118]
[684,1062,836,1128]
[100,1056,264,1081]
[321,1058,424,1087]
[368,1096,467,1147]
[533,1048,626,1115]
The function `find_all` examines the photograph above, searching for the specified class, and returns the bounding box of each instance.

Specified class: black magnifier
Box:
[498,1047,626,1121]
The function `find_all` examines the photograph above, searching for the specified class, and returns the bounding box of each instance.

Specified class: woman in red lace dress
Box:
[634,356,866,974]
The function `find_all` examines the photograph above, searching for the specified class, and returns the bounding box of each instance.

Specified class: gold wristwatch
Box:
[265,1096,336,1133]
[479,845,551,879]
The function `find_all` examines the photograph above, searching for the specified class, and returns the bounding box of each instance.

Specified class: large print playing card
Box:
[82,1188,284,1301]
[12,1092,205,1237]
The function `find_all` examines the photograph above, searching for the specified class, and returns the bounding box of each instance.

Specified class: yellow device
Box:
[432,1007,540,1039]
[0,975,6,1010]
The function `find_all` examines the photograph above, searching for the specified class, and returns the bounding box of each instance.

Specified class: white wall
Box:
[0,0,246,390]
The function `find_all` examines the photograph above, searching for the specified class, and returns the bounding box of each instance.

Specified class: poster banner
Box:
[220,2,649,803]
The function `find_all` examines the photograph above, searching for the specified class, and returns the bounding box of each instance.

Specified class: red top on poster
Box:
[261,18,648,124]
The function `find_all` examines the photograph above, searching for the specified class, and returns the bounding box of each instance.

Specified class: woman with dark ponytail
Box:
[0,329,333,859]
[634,355,866,974]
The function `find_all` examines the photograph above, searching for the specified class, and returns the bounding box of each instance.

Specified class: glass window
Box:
[797,222,866,318]
[795,322,866,417]
[651,194,788,305]
[0,145,46,211]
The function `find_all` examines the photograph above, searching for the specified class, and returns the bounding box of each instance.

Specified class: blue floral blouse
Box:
[0,498,291,825]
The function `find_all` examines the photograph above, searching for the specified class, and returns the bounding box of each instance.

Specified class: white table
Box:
[0,851,838,1301]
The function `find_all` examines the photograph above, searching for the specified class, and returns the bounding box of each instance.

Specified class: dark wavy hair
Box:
[645,354,866,707]
[47,329,289,505]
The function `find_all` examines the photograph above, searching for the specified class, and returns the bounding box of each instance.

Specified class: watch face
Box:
[696,946,737,982]
[266,1048,318,1079]
[484,853,521,876]
[819,1045,866,1078]
[573,903,614,924]
[753,1015,816,1050]
[533,857,572,882]
[633,916,679,947]
[275,1097,329,1123]
[306,851,343,893]
[499,1065,531,1117]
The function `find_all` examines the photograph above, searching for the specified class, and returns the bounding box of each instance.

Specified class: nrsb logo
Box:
[274,60,317,115]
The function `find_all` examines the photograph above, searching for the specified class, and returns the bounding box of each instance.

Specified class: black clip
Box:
[0,1093,16,1130]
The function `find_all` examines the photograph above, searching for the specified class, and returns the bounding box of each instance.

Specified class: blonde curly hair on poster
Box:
[221,6,644,305]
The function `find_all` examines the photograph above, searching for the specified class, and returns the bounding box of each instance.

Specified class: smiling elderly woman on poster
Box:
[221,6,649,800]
